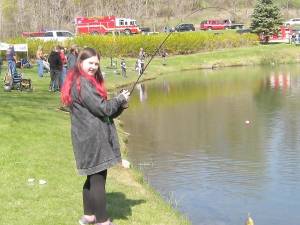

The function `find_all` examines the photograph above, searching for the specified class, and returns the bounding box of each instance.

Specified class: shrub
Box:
[8,31,258,59]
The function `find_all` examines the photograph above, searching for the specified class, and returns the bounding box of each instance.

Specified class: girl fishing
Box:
[61,47,130,225]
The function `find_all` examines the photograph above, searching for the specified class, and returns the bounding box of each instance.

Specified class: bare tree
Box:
[0,0,286,39]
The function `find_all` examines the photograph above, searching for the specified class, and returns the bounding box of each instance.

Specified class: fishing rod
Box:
[129,6,231,95]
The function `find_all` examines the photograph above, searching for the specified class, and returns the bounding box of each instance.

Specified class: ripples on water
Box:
[122,66,300,225]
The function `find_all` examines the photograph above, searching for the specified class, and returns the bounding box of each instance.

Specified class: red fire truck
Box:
[75,16,140,35]
[267,26,291,43]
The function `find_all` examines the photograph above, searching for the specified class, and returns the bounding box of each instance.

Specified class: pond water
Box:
[121,65,300,225]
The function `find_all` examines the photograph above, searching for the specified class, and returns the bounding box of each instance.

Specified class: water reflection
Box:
[162,80,171,94]
[267,72,291,91]
[136,83,147,102]
[122,66,300,225]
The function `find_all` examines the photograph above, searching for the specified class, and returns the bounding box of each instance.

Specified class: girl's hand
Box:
[120,89,130,101]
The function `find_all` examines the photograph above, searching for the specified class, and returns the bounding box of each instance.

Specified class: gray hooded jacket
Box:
[70,77,127,175]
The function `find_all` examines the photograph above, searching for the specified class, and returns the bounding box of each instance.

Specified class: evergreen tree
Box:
[250,0,282,42]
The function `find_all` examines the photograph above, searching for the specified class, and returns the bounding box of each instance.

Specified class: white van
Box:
[284,18,300,26]
[35,30,74,42]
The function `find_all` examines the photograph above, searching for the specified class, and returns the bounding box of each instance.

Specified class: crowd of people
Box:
[2,45,168,92]
[33,45,145,92]
[35,45,79,92]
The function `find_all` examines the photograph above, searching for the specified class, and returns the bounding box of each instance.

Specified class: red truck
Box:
[200,19,244,30]
[22,31,46,37]
[75,16,140,35]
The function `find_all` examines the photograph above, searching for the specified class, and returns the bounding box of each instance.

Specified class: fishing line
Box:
[129,6,230,95]
[129,32,172,94]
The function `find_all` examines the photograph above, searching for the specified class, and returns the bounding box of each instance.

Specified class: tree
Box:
[250,0,282,42]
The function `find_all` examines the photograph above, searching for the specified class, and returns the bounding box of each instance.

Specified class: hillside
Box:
[0,0,300,38]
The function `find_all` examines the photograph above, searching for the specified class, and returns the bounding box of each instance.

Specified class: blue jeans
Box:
[8,60,17,76]
[49,69,61,91]
[60,66,67,88]
[37,59,44,77]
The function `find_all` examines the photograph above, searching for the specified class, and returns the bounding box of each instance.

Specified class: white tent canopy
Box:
[0,42,28,58]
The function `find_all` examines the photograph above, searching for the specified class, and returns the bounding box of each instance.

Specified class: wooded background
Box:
[0,0,299,39]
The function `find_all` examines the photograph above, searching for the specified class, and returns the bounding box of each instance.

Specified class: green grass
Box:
[0,67,190,225]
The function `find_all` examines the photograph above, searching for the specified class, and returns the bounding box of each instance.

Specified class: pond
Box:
[121,65,300,225]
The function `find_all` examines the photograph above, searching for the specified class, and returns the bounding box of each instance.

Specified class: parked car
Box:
[284,18,300,26]
[33,30,74,42]
[174,24,195,32]
[140,27,151,34]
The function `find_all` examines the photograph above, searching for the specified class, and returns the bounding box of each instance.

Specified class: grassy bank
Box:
[102,43,300,90]
[0,68,190,224]
[0,43,299,225]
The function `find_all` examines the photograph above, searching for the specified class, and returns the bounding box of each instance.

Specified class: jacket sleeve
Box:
[110,106,125,118]
[79,78,127,118]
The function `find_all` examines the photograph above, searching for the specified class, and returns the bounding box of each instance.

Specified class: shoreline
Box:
[105,43,300,92]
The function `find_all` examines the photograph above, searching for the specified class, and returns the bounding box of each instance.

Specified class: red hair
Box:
[61,48,107,106]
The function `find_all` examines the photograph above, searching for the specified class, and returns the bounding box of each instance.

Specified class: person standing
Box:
[137,59,143,76]
[136,58,142,76]
[138,48,145,74]
[36,45,44,77]
[61,47,130,225]
[120,58,127,78]
[48,46,62,92]
[6,45,17,77]
[60,46,68,88]
[161,48,168,65]
[67,45,78,72]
